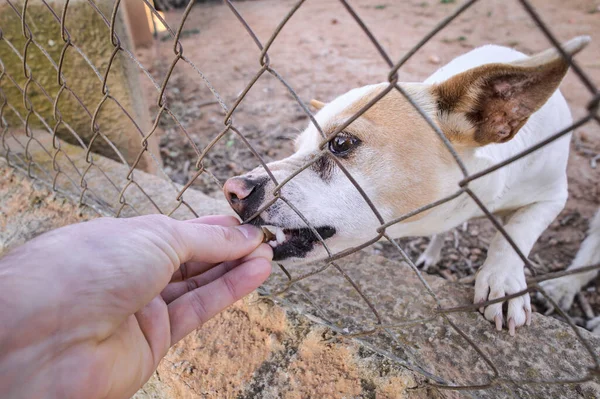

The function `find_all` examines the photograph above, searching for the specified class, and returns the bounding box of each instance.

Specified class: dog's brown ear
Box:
[310,99,326,110]
[433,36,590,146]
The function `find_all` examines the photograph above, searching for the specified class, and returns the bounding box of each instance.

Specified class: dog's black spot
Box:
[273,226,336,260]
[246,215,267,227]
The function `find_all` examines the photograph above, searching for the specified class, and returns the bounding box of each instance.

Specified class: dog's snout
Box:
[224,177,253,203]
[223,176,267,220]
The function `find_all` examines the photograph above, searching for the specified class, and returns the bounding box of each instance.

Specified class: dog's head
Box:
[223,37,589,264]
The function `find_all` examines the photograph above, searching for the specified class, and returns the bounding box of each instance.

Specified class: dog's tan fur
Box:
[333,86,451,220]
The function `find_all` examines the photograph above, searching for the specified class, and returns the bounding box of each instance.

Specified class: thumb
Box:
[173,222,266,265]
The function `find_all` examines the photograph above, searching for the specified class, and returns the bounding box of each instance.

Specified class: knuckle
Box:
[209,226,239,255]
[189,290,209,325]
[145,214,174,228]
[222,274,238,301]
[179,263,189,281]
[129,213,174,234]
[220,225,238,242]
[186,277,198,293]
[203,224,233,242]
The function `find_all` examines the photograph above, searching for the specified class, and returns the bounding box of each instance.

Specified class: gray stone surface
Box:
[263,252,600,398]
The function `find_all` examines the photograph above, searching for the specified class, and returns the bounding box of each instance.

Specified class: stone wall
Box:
[0,0,160,172]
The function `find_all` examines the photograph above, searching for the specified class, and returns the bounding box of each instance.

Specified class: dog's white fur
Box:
[540,209,600,311]
[228,37,590,334]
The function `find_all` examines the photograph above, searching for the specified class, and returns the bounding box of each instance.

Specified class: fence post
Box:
[121,0,155,49]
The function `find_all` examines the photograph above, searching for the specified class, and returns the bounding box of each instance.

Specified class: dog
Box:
[223,36,590,335]
[539,208,600,314]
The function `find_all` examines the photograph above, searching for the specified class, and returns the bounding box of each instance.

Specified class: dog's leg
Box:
[416,234,445,271]
[588,316,600,335]
[539,209,600,311]
[474,200,565,335]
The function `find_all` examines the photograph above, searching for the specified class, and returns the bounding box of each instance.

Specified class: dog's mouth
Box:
[259,224,336,261]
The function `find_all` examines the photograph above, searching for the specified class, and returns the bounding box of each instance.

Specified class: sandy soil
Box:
[136,0,600,325]
[0,167,94,255]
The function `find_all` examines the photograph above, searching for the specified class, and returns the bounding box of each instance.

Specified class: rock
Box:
[137,250,600,398]
[0,167,94,255]
[428,55,441,64]
[259,251,600,398]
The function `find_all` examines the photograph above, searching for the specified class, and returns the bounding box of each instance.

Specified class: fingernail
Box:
[236,224,262,240]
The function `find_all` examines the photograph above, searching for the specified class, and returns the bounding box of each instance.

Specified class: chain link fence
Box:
[1,0,599,396]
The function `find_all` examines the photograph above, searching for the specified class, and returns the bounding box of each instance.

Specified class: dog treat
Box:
[262,226,275,243]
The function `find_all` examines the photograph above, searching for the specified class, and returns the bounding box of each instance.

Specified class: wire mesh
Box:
[1,0,599,395]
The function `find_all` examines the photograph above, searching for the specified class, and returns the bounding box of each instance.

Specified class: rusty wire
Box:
[1,0,600,395]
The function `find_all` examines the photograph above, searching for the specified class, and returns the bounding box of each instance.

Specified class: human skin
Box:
[0,214,272,399]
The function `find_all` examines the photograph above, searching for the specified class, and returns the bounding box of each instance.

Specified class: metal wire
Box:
[1,0,599,395]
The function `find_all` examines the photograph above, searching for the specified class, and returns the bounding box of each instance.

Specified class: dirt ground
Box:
[135,0,600,328]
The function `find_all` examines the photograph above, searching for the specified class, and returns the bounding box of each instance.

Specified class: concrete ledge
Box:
[2,131,232,219]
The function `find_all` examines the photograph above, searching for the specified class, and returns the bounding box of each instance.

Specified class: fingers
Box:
[163,244,272,303]
[82,215,266,322]
[538,278,578,313]
[168,257,272,345]
[173,222,265,266]
[171,243,272,283]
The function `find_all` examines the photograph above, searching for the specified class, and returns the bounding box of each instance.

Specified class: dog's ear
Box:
[310,99,326,110]
[433,36,590,146]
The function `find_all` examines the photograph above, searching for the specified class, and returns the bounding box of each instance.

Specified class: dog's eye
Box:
[328,134,360,156]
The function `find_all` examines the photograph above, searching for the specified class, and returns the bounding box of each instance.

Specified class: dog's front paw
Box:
[416,235,444,271]
[588,316,600,335]
[416,250,441,271]
[537,276,581,311]
[474,265,531,336]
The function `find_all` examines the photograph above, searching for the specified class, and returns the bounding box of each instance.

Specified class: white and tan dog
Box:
[223,37,590,335]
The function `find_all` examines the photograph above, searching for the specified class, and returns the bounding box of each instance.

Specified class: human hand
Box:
[0,214,272,399]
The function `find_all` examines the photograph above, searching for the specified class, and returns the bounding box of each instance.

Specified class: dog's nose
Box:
[223,176,266,218]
